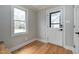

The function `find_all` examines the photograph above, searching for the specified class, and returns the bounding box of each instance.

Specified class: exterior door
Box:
[47,9,63,46]
[74,6,79,53]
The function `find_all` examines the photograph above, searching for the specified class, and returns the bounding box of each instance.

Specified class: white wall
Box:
[0,5,37,51]
[37,10,47,40]
[64,6,74,47]
[37,5,74,48]
[0,5,74,51]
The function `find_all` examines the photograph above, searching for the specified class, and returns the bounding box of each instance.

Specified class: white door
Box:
[47,9,63,46]
[74,6,79,53]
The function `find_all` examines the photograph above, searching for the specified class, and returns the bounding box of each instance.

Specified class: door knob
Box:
[59,29,63,31]
[75,32,79,35]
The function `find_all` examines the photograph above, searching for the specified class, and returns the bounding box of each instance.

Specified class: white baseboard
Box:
[64,45,73,50]
[9,39,36,52]
[37,39,48,43]
[64,45,75,53]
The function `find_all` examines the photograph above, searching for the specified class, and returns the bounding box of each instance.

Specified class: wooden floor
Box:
[12,40,73,54]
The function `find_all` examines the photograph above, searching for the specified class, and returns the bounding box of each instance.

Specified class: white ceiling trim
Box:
[21,5,59,11]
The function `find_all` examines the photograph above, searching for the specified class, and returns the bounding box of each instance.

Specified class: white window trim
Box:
[11,6,28,37]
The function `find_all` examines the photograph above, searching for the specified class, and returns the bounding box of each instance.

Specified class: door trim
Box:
[73,5,79,54]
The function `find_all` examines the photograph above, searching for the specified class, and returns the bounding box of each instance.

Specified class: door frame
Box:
[74,5,79,53]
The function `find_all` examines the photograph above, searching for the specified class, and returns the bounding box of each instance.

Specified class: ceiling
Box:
[21,5,59,11]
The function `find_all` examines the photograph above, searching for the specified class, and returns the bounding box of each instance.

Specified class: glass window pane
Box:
[51,24,60,28]
[51,12,61,23]
[54,24,60,28]
[14,8,25,21]
[14,7,26,34]
[14,21,26,33]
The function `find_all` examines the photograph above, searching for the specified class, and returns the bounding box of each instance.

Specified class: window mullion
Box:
[15,20,25,22]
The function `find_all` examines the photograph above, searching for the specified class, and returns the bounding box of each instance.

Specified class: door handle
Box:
[59,29,63,31]
[75,32,79,35]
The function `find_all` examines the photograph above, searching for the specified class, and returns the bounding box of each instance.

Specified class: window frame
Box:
[49,11,62,28]
[11,6,28,37]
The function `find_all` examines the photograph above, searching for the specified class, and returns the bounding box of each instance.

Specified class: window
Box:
[49,11,62,28]
[14,8,26,34]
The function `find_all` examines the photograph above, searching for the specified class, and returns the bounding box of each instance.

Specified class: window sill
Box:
[12,32,27,37]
